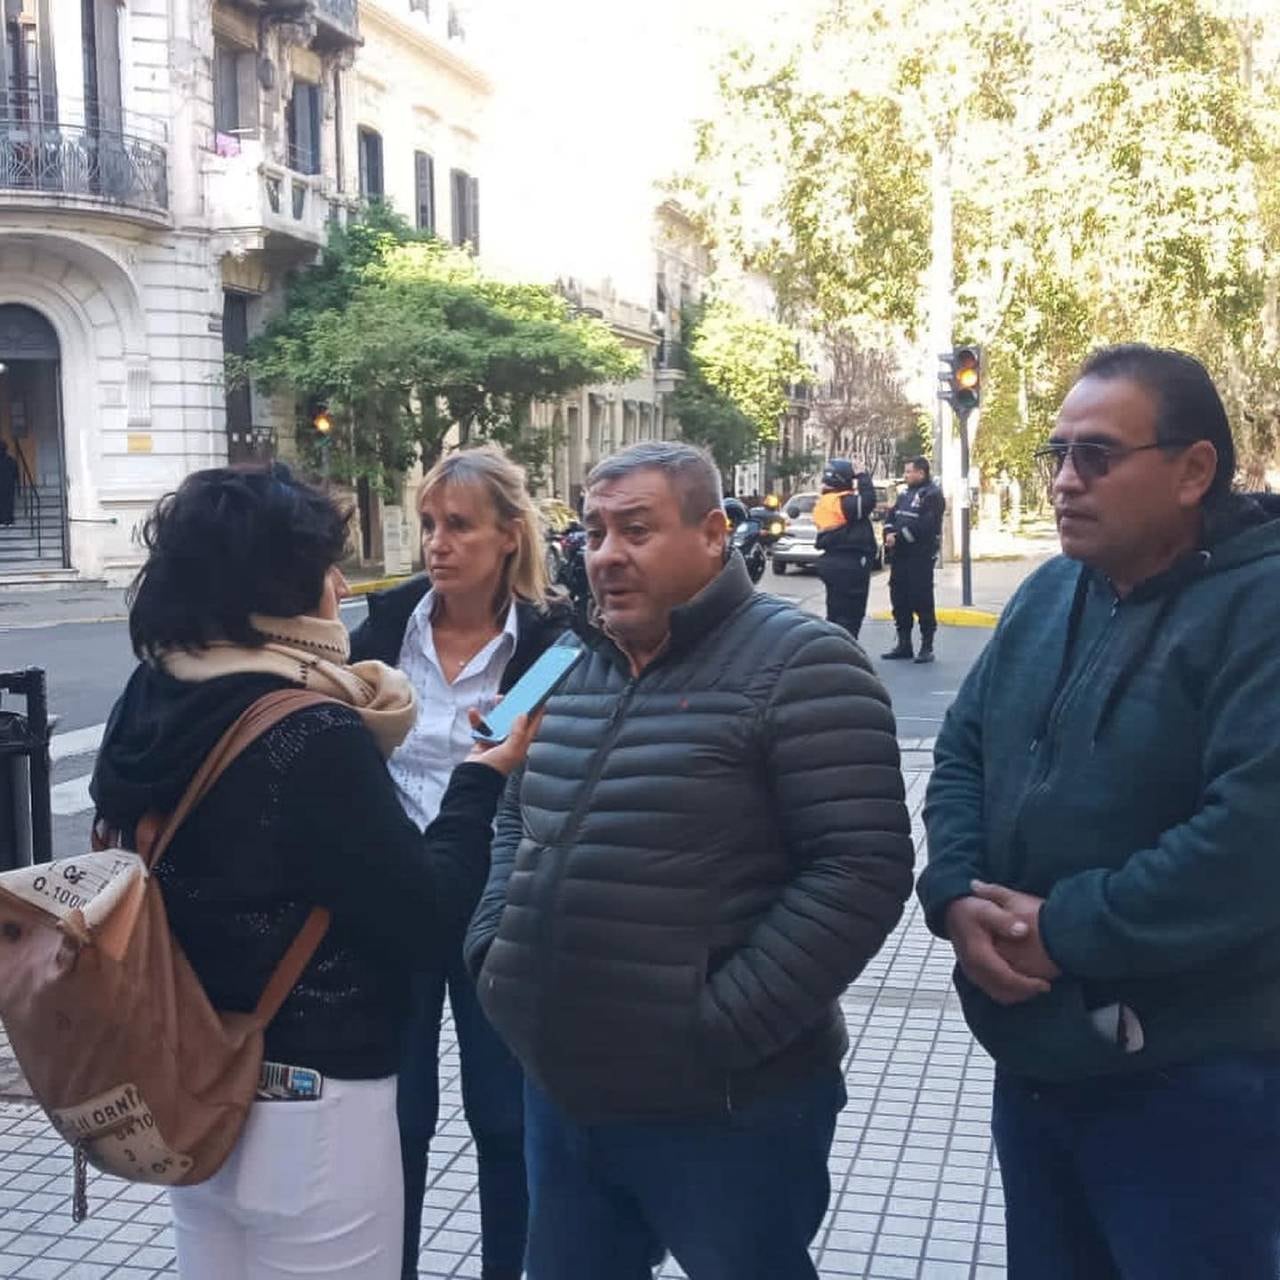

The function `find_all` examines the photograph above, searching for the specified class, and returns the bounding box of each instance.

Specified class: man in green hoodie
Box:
[919,344,1280,1279]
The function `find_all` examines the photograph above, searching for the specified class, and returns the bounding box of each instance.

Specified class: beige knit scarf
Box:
[160,614,417,758]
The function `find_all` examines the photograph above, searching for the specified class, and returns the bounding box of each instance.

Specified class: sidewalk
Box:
[0,570,403,633]
[0,744,1006,1280]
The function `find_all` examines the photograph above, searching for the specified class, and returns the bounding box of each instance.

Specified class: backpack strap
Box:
[143,689,335,870]
[142,687,339,1031]
[253,904,332,1028]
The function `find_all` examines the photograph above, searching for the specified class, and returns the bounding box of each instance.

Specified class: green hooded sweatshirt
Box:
[919,496,1280,1082]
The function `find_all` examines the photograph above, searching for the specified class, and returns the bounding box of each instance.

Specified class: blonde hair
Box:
[417,444,553,615]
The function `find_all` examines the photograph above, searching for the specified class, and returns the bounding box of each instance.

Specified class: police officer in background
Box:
[882,456,945,664]
[813,458,878,640]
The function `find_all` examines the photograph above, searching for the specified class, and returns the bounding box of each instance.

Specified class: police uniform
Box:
[882,479,945,659]
[813,466,878,640]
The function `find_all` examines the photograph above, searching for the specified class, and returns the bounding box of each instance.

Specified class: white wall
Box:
[356,2,491,244]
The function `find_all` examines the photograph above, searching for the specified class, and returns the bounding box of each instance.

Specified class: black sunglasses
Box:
[1033,440,1188,483]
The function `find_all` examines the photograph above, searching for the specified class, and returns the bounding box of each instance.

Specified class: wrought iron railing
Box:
[12,448,41,561]
[0,118,168,214]
[657,339,689,373]
[316,0,357,31]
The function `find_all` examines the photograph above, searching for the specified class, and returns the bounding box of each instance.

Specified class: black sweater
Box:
[92,669,505,1079]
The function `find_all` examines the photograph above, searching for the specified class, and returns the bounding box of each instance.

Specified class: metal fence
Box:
[0,118,168,214]
[316,0,358,31]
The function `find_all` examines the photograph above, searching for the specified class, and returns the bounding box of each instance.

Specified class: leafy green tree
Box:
[673,301,810,475]
[773,449,822,486]
[236,212,638,493]
[689,0,1280,484]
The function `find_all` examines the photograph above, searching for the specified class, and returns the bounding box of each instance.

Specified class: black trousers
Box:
[889,553,936,638]
[817,550,871,640]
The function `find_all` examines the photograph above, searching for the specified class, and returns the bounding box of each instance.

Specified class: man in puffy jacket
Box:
[813,457,878,639]
[466,441,913,1280]
[881,457,945,663]
[920,345,1280,1277]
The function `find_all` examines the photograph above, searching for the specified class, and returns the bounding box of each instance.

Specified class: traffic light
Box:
[951,345,981,414]
[311,406,333,436]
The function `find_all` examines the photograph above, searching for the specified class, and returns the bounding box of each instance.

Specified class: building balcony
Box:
[655,338,688,391]
[257,0,359,49]
[0,116,168,225]
[314,0,359,47]
[206,136,343,257]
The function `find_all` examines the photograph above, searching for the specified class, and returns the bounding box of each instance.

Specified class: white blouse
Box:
[387,589,519,832]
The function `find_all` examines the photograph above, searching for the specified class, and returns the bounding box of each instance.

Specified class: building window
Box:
[414,150,435,233]
[409,0,430,14]
[223,292,255,463]
[286,79,322,175]
[9,0,56,125]
[333,68,344,191]
[214,42,257,141]
[450,168,479,251]
[448,4,465,40]
[358,127,384,199]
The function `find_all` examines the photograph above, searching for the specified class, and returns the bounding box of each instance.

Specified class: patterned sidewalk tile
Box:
[0,764,1007,1280]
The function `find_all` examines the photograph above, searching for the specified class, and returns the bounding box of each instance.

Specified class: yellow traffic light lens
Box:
[956,367,978,389]
[313,412,333,435]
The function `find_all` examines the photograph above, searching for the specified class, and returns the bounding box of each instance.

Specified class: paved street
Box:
[0,566,1026,1279]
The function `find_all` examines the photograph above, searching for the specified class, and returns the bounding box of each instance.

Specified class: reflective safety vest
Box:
[813,491,848,532]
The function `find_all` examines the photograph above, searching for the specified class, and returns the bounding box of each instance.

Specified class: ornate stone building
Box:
[0,0,362,582]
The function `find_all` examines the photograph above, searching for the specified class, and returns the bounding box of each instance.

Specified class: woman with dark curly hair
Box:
[90,463,536,1280]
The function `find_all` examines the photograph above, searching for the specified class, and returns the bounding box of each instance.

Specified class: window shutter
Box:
[450,168,464,246]
[468,175,480,252]
[415,151,435,232]
[213,45,238,134]
[236,50,259,134]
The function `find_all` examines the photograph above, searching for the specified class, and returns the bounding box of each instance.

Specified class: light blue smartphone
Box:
[470,636,585,743]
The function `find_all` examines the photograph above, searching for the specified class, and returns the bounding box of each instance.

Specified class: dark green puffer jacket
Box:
[919,497,1280,1082]
[466,554,914,1122]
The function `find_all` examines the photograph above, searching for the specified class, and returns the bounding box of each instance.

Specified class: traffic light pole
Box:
[957,406,973,607]
[928,138,956,562]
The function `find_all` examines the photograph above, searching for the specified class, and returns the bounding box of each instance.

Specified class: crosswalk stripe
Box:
[49,722,105,763]
[50,774,93,817]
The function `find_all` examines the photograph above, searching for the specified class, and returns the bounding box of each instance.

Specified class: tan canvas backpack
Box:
[0,689,333,1219]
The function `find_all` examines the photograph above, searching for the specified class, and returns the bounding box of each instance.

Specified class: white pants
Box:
[170,1076,402,1280]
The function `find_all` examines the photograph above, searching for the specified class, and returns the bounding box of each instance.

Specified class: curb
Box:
[871,607,999,629]
[346,575,414,597]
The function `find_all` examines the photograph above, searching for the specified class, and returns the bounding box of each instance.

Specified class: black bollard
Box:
[0,668,52,870]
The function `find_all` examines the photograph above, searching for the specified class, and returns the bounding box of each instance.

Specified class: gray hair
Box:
[586,442,723,525]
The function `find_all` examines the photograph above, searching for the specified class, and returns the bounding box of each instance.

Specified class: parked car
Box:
[770,492,821,576]
[770,489,885,576]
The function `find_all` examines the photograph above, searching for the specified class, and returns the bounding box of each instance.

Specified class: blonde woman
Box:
[350,445,573,1280]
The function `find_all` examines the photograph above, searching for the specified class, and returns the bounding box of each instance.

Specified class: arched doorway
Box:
[0,304,66,570]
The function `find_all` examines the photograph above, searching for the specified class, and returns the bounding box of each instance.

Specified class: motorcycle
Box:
[753,505,786,551]
[555,523,591,625]
[729,507,768,584]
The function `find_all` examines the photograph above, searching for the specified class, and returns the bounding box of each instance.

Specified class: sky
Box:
[479,0,805,302]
